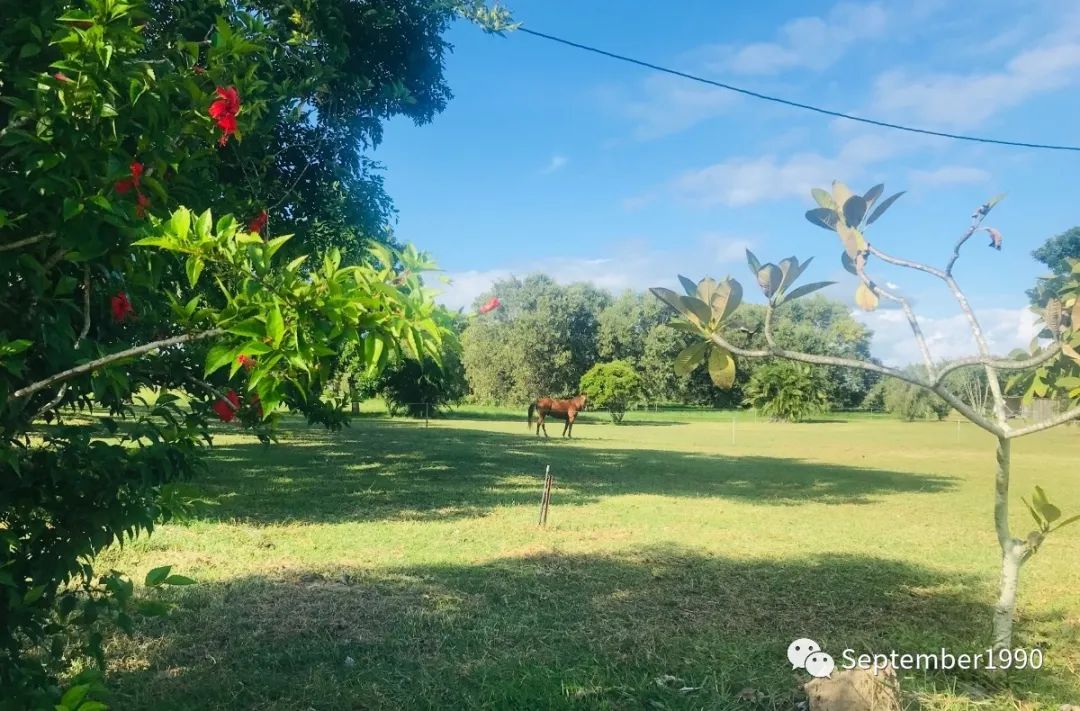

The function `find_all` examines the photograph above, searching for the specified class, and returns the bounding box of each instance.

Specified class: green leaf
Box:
[195,209,213,240]
[225,318,265,339]
[678,275,699,297]
[745,248,761,274]
[145,566,171,587]
[650,287,688,317]
[1033,486,1061,523]
[60,684,90,708]
[756,264,782,298]
[185,256,204,288]
[62,198,83,221]
[805,208,839,232]
[0,339,32,356]
[866,191,905,225]
[1051,514,1080,532]
[265,235,292,259]
[23,584,47,604]
[167,208,191,241]
[810,188,835,209]
[843,195,868,227]
[679,295,712,326]
[841,252,858,275]
[781,281,836,303]
[707,347,736,389]
[77,702,109,711]
[1021,497,1044,527]
[204,344,234,377]
[710,278,743,323]
[667,320,703,335]
[163,574,196,586]
[863,183,885,207]
[674,341,709,377]
[267,305,285,347]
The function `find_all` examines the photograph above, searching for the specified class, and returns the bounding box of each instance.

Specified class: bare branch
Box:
[0,232,53,252]
[933,345,1062,386]
[856,253,936,379]
[75,267,91,350]
[707,331,1005,437]
[33,384,68,420]
[946,208,990,276]
[1004,406,1080,439]
[867,244,946,279]
[12,329,225,401]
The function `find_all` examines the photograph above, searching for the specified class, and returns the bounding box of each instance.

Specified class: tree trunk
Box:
[349,376,360,415]
[992,437,1028,650]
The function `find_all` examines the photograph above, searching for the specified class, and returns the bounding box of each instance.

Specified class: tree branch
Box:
[932,345,1062,386]
[12,329,225,401]
[1004,405,1080,438]
[0,232,53,252]
[707,330,1005,437]
[856,253,936,379]
[75,267,91,350]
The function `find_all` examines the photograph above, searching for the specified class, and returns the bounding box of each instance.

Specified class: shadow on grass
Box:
[107,547,1075,710]
[194,419,957,524]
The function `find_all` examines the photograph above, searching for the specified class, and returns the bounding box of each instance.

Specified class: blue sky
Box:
[374,0,1080,365]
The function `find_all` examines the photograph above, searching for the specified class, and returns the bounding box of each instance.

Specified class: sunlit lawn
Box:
[99,407,1080,709]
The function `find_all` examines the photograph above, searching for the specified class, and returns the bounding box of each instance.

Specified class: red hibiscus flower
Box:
[113,162,143,195]
[237,354,257,371]
[135,192,150,218]
[110,291,133,322]
[209,86,240,145]
[478,297,501,315]
[129,161,143,186]
[247,210,268,234]
[212,389,241,423]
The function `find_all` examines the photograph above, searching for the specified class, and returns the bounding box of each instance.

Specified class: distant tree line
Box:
[457,273,880,410]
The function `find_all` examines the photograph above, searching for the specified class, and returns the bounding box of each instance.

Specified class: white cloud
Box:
[856,307,1040,366]
[870,20,1080,128]
[621,74,739,139]
[540,155,568,174]
[665,130,945,207]
[723,2,888,75]
[909,165,991,186]
[433,236,754,309]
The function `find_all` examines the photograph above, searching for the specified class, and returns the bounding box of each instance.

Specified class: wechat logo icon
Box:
[787,637,835,678]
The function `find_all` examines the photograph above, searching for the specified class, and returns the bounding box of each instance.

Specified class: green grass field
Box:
[98,407,1080,709]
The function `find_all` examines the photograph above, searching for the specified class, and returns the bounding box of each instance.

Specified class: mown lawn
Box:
[99,408,1080,709]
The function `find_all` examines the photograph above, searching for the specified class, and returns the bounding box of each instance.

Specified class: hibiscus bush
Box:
[0,0,498,704]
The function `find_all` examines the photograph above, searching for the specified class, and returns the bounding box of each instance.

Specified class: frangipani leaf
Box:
[805,208,839,232]
[756,264,782,298]
[841,251,858,275]
[855,282,879,311]
[843,195,868,228]
[745,248,762,274]
[695,276,719,305]
[650,287,686,316]
[678,275,698,297]
[866,191,905,225]
[863,183,885,207]
[679,295,713,326]
[710,278,743,323]
[667,320,703,335]
[707,346,736,389]
[811,188,836,209]
[674,341,709,376]
[782,281,836,303]
[1033,486,1061,523]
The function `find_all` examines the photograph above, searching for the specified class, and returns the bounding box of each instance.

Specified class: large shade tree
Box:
[652,182,1080,649]
[0,0,509,703]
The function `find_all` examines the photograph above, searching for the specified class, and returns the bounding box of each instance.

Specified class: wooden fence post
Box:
[538,465,552,526]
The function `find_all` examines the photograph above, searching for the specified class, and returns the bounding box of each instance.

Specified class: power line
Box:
[517,27,1080,153]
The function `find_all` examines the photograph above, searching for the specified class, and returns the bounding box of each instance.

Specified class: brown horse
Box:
[528,394,588,438]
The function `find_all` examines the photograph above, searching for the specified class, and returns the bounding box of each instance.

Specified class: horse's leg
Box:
[561,417,569,438]
[540,413,549,438]
[567,412,575,438]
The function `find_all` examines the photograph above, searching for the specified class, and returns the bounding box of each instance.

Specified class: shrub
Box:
[743,361,829,422]
[579,360,643,423]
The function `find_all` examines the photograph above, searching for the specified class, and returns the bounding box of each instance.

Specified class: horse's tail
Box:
[527,402,536,428]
